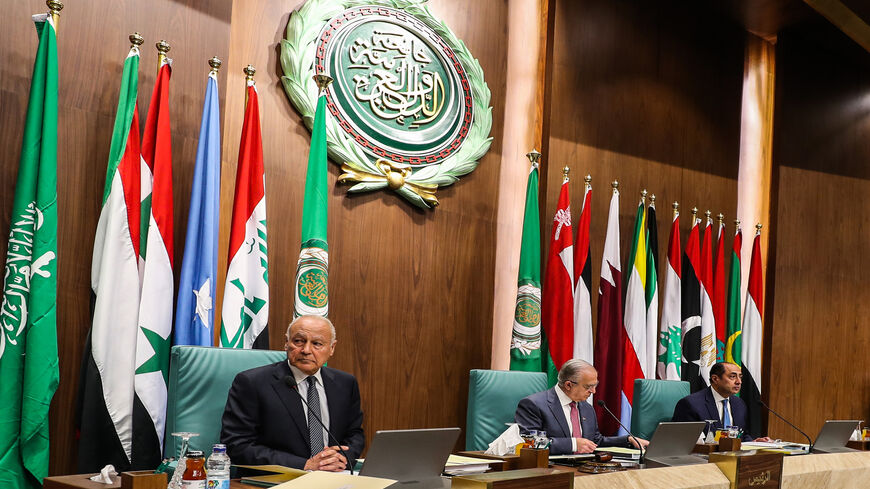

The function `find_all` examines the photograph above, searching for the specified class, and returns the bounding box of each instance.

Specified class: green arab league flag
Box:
[0,13,59,489]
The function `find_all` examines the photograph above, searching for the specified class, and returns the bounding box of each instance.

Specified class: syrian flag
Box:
[713,216,727,361]
[740,225,764,436]
[681,212,704,392]
[175,64,221,346]
[698,214,716,385]
[294,77,331,319]
[657,204,681,380]
[510,162,544,372]
[572,177,593,367]
[220,75,269,349]
[542,174,574,386]
[725,223,743,366]
[77,41,143,471]
[0,13,59,488]
[621,194,648,431]
[134,51,174,467]
[645,197,659,378]
[594,183,624,435]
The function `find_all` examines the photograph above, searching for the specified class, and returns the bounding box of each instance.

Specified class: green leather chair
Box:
[630,378,691,440]
[465,369,548,451]
[163,345,286,458]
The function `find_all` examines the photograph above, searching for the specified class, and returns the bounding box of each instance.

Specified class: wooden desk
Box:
[43,474,121,489]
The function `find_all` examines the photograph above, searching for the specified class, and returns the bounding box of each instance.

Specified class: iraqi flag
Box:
[594,183,624,435]
[542,174,574,386]
[657,204,681,380]
[134,51,174,467]
[698,214,716,385]
[713,216,727,361]
[740,225,764,436]
[681,212,704,392]
[572,177,593,367]
[220,75,269,349]
[621,194,647,431]
[77,41,143,471]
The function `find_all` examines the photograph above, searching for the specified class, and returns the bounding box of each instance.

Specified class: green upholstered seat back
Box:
[466,369,548,451]
[630,378,691,440]
[164,346,286,458]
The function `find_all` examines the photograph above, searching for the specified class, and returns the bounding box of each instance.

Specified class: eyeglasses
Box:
[567,379,598,391]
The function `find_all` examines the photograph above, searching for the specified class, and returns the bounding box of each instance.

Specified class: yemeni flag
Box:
[645,198,659,378]
[78,42,143,471]
[740,225,764,437]
[294,77,331,319]
[657,205,681,380]
[175,67,221,346]
[594,184,623,435]
[621,194,647,432]
[134,53,174,466]
[221,77,269,349]
[0,13,58,489]
[698,214,716,386]
[572,177,594,366]
[542,175,574,386]
[713,217,727,362]
[725,223,743,366]
[510,163,544,372]
[681,213,704,392]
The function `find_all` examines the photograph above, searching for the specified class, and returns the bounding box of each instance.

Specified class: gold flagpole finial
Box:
[156,40,170,70]
[47,0,63,30]
[208,56,222,75]
[650,194,656,204]
[705,209,712,222]
[756,223,763,232]
[313,73,333,94]
[734,219,741,231]
[584,174,591,190]
[130,33,144,49]
[641,189,648,203]
[244,65,256,81]
[562,166,570,178]
[691,207,698,224]
[611,180,619,190]
[673,202,679,216]
[526,149,541,166]
[717,213,724,224]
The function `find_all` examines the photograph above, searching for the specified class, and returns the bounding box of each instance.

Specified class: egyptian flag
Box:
[698,214,716,386]
[77,40,142,472]
[713,217,727,361]
[657,205,681,380]
[220,74,269,349]
[572,177,594,366]
[681,213,704,392]
[541,175,573,386]
[740,225,764,437]
[594,183,623,435]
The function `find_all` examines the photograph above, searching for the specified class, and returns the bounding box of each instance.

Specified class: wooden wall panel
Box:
[767,21,870,441]
[0,0,232,475]
[546,0,745,331]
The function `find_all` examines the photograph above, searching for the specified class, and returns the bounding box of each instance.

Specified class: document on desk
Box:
[443,454,496,475]
[271,471,396,489]
[594,447,641,459]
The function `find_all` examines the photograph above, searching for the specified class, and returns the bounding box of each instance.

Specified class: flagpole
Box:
[47,0,62,34]
[735,219,741,232]
[527,149,541,167]
[208,56,222,76]
[156,40,170,72]
[584,174,591,190]
[244,64,256,105]
[314,73,334,94]
[673,201,679,217]
[691,206,698,226]
[562,166,569,182]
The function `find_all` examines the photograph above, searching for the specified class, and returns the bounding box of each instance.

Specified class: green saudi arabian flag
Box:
[294,77,330,318]
[510,161,546,372]
[0,13,59,489]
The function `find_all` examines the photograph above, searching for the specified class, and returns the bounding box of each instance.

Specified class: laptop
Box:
[643,421,707,467]
[359,427,461,488]
[812,420,861,453]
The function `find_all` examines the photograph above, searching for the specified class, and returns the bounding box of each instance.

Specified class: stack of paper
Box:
[443,454,497,475]
[594,447,641,460]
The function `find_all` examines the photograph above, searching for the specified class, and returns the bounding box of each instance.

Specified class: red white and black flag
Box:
[740,225,764,436]
[681,211,704,392]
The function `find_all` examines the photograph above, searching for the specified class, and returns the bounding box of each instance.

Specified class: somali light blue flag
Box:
[174,73,220,346]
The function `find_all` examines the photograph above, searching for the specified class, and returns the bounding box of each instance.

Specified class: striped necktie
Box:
[307,376,325,456]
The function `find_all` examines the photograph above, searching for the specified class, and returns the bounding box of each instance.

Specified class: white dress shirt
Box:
[555,386,582,451]
[288,362,330,448]
[710,387,734,426]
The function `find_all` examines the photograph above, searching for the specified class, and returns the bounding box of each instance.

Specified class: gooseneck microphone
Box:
[283,375,355,474]
[596,399,645,464]
[756,399,813,452]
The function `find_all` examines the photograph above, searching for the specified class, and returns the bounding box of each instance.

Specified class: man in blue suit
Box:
[671,362,770,442]
[515,359,649,454]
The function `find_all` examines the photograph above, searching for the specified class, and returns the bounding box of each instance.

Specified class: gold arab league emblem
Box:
[281,0,493,208]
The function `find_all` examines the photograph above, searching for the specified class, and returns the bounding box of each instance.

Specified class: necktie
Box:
[307,376,324,456]
[721,398,731,428]
[570,402,583,452]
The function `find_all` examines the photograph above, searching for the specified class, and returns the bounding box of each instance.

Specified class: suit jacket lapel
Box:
[547,388,571,438]
[704,388,722,428]
[270,362,309,441]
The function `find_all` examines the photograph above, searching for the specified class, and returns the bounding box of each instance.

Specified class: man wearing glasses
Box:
[221,315,364,471]
[515,359,649,454]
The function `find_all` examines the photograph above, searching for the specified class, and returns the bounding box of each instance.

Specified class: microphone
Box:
[756,399,813,452]
[284,375,355,474]
[596,399,645,464]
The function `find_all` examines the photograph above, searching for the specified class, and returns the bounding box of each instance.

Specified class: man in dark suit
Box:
[515,359,649,454]
[671,361,770,442]
[221,315,364,471]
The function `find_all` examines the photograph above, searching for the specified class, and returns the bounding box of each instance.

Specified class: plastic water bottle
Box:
[206,444,231,489]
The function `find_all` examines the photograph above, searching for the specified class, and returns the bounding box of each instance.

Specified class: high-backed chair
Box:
[630,378,691,440]
[465,369,548,451]
[164,345,286,458]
